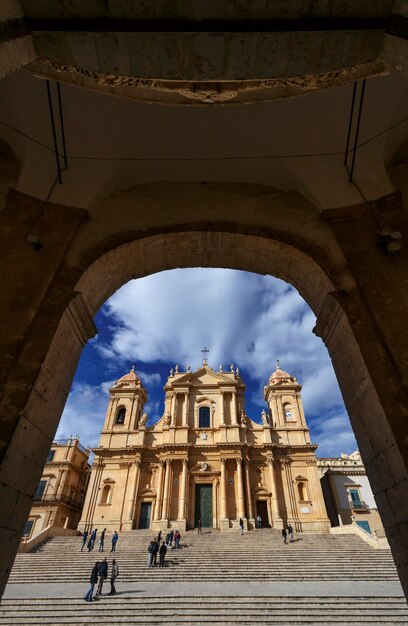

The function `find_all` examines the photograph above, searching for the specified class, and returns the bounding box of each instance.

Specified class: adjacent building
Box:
[79,361,330,533]
[23,438,91,539]
[317,451,385,536]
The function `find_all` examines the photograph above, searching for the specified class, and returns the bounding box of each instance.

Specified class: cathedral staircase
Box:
[3,530,406,625]
[8,529,399,584]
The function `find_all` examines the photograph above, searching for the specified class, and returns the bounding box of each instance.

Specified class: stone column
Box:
[220,458,228,519]
[267,455,282,526]
[171,395,177,426]
[127,460,141,522]
[154,461,165,521]
[178,458,188,520]
[244,458,254,520]
[161,459,171,521]
[182,393,189,426]
[220,391,225,425]
[236,458,245,518]
[231,391,238,424]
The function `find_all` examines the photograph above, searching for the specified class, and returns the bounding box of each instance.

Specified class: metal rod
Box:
[344,82,357,166]
[46,80,62,184]
[56,82,68,168]
[349,79,366,183]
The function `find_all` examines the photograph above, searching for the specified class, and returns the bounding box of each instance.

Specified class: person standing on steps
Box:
[174,530,181,549]
[287,524,294,542]
[95,557,108,598]
[84,561,99,602]
[99,528,106,552]
[257,515,262,529]
[197,518,202,535]
[109,559,119,595]
[159,540,167,568]
[152,537,159,566]
[88,528,97,552]
[169,530,174,547]
[147,540,155,567]
[165,532,170,546]
[157,530,162,545]
[80,530,88,551]
[282,527,288,544]
[239,518,244,535]
[111,530,118,552]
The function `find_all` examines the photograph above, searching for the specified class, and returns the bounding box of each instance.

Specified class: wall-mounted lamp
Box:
[25,234,44,252]
[378,231,402,256]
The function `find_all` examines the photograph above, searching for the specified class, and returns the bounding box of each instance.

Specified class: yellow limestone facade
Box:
[79,361,330,533]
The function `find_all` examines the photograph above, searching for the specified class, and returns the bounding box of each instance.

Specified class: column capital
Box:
[182,457,188,466]
[266,455,274,465]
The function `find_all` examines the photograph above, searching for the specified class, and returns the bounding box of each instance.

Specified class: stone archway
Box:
[0,181,407,598]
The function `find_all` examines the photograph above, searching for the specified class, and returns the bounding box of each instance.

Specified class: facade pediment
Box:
[171,367,238,387]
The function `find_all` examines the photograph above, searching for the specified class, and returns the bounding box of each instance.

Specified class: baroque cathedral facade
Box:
[79,360,330,533]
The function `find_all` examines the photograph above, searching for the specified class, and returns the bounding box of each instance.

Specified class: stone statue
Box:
[261,409,269,426]
[175,364,179,373]
[164,412,171,426]
[139,413,148,427]
[219,364,223,372]
[186,364,191,373]
[239,410,247,428]
[230,363,234,372]
[170,368,174,376]
[236,367,240,375]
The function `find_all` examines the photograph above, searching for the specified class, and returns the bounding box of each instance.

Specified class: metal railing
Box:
[350,500,368,510]
[33,493,83,509]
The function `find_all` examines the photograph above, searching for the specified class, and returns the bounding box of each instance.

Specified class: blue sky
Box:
[57,268,357,457]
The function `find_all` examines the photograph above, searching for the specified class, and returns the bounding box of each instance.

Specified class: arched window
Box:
[116,407,126,424]
[100,484,112,505]
[199,406,210,428]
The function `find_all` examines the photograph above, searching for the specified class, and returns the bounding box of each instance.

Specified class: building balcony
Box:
[32,494,83,510]
[350,500,368,511]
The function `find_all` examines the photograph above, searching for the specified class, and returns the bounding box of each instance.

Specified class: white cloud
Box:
[57,380,114,448]
[311,410,357,457]
[78,268,355,455]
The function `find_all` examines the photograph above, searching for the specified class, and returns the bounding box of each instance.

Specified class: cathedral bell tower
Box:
[264,362,311,446]
[98,366,148,448]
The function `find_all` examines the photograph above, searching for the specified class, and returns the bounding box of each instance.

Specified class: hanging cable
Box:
[46,79,62,184]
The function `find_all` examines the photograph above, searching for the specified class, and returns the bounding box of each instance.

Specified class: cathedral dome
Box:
[113,365,143,388]
[268,362,295,385]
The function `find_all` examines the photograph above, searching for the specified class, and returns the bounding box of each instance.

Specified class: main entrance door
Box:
[139,502,152,529]
[195,484,213,527]
[256,501,269,528]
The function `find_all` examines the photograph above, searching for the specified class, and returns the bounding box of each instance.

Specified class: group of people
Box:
[84,558,119,602]
[282,525,294,543]
[147,529,182,567]
[81,528,119,552]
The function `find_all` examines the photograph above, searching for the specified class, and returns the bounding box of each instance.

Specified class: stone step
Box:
[1,597,407,625]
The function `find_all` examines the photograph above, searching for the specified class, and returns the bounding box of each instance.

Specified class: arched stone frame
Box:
[100,479,115,505]
[295,476,310,503]
[0,180,407,596]
[282,401,295,422]
[135,487,156,529]
[194,397,215,430]
[115,405,126,425]
[252,486,273,528]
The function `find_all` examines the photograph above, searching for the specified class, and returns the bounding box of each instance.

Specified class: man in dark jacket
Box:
[282,527,288,544]
[95,557,108,597]
[159,541,167,568]
[81,531,88,551]
[152,538,159,566]
[84,562,99,602]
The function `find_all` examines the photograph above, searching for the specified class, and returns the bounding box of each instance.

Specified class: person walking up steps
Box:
[174,530,181,549]
[147,540,154,567]
[197,518,202,535]
[111,530,118,552]
[159,541,167,568]
[80,531,88,551]
[282,527,288,544]
[99,528,106,551]
[287,524,294,542]
[109,559,119,595]
[257,514,262,529]
[84,561,99,602]
[95,557,108,598]
[88,528,97,552]
[239,518,244,535]
[168,530,174,547]
[152,537,159,566]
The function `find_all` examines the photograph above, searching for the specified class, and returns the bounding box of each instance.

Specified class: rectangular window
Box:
[34,480,47,500]
[349,489,361,504]
[199,406,210,428]
[356,520,371,534]
[23,520,34,537]
[46,450,55,462]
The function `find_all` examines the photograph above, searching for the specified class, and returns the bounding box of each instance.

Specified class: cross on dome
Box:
[201,346,210,366]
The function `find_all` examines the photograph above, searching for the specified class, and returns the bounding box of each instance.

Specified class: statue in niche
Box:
[239,410,247,428]
[164,412,171,426]
[261,409,269,426]
[139,413,148,428]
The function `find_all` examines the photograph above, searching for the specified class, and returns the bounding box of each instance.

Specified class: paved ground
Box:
[4,581,405,599]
